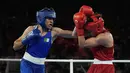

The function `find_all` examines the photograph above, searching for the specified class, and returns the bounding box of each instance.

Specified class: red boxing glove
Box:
[73,12,86,36]
[79,5,94,16]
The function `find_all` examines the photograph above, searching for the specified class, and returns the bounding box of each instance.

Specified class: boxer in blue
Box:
[13,7,75,73]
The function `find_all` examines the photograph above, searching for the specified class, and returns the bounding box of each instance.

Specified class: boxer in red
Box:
[73,5,115,73]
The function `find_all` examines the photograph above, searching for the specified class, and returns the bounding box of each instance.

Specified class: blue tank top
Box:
[26,31,52,58]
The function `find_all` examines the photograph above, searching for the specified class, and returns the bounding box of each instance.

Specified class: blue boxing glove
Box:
[22,26,41,45]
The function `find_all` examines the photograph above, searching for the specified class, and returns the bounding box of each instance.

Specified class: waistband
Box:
[23,52,45,65]
[93,58,113,64]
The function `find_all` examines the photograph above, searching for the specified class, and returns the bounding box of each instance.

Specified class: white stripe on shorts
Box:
[93,58,113,64]
[23,52,45,65]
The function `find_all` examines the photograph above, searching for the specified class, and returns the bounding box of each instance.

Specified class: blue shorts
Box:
[20,59,45,73]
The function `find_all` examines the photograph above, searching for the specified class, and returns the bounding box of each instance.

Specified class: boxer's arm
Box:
[72,27,77,36]
[13,26,33,50]
[78,33,113,48]
[72,27,88,37]
[52,27,77,38]
[78,36,98,48]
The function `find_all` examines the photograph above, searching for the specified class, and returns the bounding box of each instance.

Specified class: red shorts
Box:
[87,64,115,73]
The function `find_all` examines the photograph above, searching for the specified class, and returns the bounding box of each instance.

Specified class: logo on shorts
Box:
[44,38,50,42]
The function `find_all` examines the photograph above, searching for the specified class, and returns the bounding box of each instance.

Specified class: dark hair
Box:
[86,12,102,23]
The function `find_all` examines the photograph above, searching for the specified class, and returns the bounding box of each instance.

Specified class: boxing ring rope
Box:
[1,59,130,73]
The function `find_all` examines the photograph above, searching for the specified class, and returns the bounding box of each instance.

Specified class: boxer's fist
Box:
[22,26,41,45]
[73,12,87,29]
[73,12,86,36]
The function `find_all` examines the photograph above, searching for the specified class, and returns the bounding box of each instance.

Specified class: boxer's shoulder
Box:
[51,27,58,37]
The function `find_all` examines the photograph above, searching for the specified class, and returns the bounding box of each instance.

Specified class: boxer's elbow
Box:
[79,45,84,48]
[13,41,19,50]
[78,43,85,48]
[13,41,23,51]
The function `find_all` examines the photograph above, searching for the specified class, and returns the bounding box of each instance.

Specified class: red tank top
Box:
[91,30,114,60]
[90,45,114,60]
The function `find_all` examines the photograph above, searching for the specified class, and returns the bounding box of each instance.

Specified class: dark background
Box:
[0,0,130,73]
[0,0,129,58]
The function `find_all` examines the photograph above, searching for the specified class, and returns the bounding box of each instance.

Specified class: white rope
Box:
[0,59,21,62]
[112,60,130,63]
[1,58,130,73]
[0,58,130,63]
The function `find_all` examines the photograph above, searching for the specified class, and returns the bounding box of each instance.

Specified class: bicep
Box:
[21,26,34,38]
[54,28,68,35]
[53,27,73,38]
[13,26,33,49]
[84,37,99,48]
[14,26,33,43]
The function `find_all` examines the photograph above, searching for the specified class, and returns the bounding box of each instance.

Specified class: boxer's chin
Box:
[45,23,53,30]
[48,25,53,30]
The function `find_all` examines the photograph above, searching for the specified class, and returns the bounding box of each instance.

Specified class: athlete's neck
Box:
[42,28,52,32]
[42,28,48,32]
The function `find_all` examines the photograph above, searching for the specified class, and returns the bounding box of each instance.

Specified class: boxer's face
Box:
[45,18,54,30]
